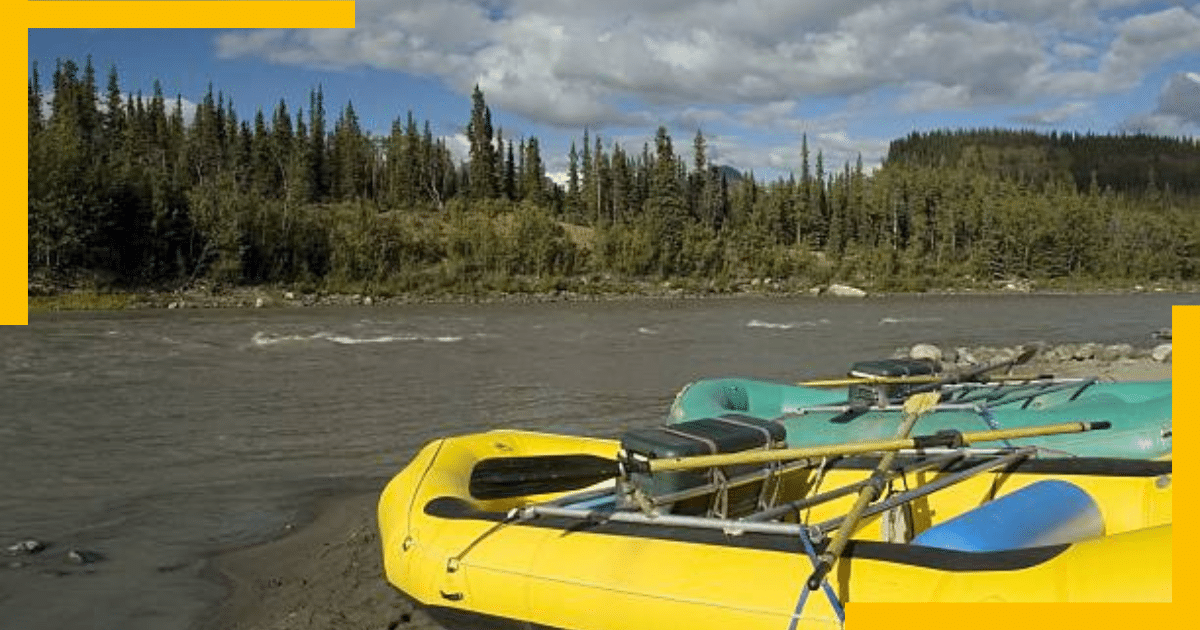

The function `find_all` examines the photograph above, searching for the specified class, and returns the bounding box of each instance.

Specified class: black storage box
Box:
[847,358,938,407]
[619,414,787,516]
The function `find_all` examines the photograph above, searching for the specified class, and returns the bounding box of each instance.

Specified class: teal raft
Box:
[668,376,1172,459]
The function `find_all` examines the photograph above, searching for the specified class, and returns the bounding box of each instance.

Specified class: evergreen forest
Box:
[28,57,1200,299]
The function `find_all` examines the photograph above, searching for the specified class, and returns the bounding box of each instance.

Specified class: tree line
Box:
[28,57,1200,297]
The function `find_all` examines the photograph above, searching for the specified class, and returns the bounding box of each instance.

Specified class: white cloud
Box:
[1052,41,1096,61]
[1157,71,1200,125]
[1013,100,1093,125]
[1098,7,1200,87]
[897,82,973,112]
[740,101,798,128]
[213,1,1200,141]
[445,132,471,164]
[1121,70,1200,136]
[1119,112,1194,136]
[546,170,570,187]
[710,128,889,176]
[38,89,198,126]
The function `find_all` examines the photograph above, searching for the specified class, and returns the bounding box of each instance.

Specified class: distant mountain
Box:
[714,164,745,183]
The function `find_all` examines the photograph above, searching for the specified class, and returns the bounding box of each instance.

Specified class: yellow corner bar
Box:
[22,1,356,29]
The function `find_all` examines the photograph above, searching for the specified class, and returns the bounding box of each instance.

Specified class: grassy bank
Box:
[28,292,138,312]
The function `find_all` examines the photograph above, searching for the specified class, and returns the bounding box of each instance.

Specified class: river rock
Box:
[909,343,943,367]
[825,284,867,298]
[966,346,1002,364]
[1098,344,1134,362]
[1072,342,1101,361]
[255,297,265,308]
[1043,343,1077,362]
[953,347,977,366]
[6,540,45,555]
[1152,344,1172,363]
[66,549,105,565]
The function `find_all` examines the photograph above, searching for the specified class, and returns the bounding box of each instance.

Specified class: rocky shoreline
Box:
[27,277,1199,311]
[895,340,1172,375]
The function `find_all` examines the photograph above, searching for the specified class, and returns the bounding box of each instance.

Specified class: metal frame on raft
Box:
[786,377,1101,415]
[508,445,1041,627]
[938,377,1097,408]
[462,412,1141,626]
[518,446,1038,540]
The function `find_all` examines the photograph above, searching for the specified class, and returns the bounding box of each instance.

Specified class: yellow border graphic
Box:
[8,5,1188,630]
[9,1,355,325]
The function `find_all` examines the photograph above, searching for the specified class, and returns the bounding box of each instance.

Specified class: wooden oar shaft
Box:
[954,421,1105,444]
[806,393,935,590]
[648,437,934,471]
[801,373,1053,387]
[801,374,943,387]
[646,420,1108,472]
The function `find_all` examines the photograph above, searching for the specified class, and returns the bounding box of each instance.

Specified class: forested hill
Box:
[886,129,1200,197]
[28,57,1200,300]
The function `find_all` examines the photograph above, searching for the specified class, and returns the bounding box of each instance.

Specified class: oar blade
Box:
[469,454,620,500]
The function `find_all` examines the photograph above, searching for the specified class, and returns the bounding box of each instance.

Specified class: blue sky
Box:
[28,1,1200,183]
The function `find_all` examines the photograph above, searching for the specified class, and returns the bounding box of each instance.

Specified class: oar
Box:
[800,372,1055,388]
[468,418,1110,500]
[800,347,1039,389]
[804,391,939,590]
[914,346,1039,391]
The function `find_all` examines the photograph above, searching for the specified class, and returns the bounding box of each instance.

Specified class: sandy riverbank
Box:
[205,490,438,630]
[204,357,1169,630]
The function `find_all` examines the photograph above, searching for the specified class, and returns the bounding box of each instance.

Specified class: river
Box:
[0,292,1188,629]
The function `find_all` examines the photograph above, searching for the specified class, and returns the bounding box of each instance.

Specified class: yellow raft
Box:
[378,430,1171,630]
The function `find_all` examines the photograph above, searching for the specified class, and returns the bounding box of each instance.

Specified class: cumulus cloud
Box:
[1121,71,1200,135]
[740,101,798,128]
[704,126,889,177]
[1097,7,1200,88]
[1012,101,1092,125]
[1158,71,1200,125]
[213,0,1200,137]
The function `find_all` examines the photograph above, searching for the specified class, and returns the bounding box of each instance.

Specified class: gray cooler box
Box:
[847,358,938,407]
[619,414,787,516]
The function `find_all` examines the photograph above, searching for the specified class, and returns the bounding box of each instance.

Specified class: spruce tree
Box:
[647,126,687,275]
[467,85,497,199]
[309,86,328,201]
[567,141,581,220]
[523,136,546,206]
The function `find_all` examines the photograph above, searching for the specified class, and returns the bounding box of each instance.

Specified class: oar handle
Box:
[807,560,832,591]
